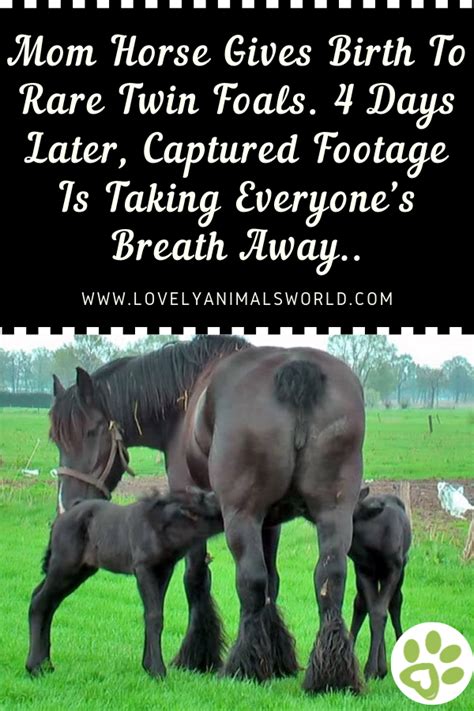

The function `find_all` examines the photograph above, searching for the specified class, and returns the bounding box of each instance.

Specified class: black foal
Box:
[349,487,411,679]
[26,490,223,678]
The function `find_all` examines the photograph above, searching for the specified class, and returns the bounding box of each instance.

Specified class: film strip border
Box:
[0,326,471,336]
[1,0,472,7]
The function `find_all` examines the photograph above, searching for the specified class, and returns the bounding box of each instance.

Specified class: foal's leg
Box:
[135,562,174,678]
[223,512,298,681]
[303,506,362,694]
[389,570,405,640]
[358,566,401,679]
[172,541,225,672]
[350,575,368,643]
[26,566,96,675]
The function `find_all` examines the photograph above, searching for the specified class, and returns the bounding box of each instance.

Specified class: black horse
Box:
[349,488,411,680]
[26,490,223,678]
[50,336,365,693]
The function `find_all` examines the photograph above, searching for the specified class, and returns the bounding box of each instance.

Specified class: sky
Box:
[0,330,472,368]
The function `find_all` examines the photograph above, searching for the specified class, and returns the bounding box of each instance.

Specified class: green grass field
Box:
[0,408,473,709]
[0,484,473,711]
[1,407,473,481]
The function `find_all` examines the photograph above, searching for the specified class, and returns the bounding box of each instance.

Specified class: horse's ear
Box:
[359,486,370,502]
[52,374,66,398]
[176,505,199,522]
[76,367,94,404]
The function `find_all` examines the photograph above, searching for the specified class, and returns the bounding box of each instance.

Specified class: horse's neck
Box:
[123,407,185,453]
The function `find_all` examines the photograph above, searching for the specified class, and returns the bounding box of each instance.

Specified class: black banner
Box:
[0,3,472,330]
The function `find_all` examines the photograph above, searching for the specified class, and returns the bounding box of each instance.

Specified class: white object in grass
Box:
[437,482,474,519]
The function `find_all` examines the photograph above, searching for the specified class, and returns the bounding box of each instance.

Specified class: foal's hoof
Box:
[144,665,167,680]
[26,658,55,677]
[364,667,387,681]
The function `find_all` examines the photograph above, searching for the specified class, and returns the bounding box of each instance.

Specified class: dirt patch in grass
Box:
[2,475,472,537]
[367,479,473,524]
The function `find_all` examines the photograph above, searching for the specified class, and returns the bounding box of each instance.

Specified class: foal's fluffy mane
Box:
[50,335,250,451]
[138,488,208,511]
[139,489,174,510]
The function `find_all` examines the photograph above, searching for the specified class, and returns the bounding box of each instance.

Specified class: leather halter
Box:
[57,421,135,500]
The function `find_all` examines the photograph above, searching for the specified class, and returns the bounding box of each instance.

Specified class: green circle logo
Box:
[391,623,473,705]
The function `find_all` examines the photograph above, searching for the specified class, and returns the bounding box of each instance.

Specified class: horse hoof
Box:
[26,659,55,677]
[144,666,166,679]
[364,666,380,680]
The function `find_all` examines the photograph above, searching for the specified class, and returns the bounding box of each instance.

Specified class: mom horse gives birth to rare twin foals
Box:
[25,336,409,695]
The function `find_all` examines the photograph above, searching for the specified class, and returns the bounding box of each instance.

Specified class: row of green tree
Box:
[0,335,472,407]
[327,335,473,407]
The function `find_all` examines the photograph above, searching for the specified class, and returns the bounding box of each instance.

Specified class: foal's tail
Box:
[274,360,326,450]
[41,527,54,575]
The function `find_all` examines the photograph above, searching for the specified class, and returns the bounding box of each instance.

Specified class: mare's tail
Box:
[274,361,326,450]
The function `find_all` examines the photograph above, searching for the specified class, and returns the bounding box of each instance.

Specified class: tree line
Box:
[327,335,474,407]
[0,334,472,408]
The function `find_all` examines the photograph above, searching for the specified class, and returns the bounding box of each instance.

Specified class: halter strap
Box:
[57,421,135,501]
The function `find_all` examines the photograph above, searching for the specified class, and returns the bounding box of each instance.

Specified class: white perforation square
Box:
[363,0,376,7]
[145,0,158,7]
[314,0,327,7]
[183,327,197,337]
[218,0,230,7]
[339,0,351,7]
[24,0,37,7]
[72,0,85,7]
[387,0,399,7]
[435,0,448,6]
[290,0,303,7]
[460,0,472,7]
[49,0,61,7]
[411,0,423,6]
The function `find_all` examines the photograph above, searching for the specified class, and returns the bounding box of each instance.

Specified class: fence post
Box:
[428,415,433,434]
[463,515,474,561]
[399,481,413,530]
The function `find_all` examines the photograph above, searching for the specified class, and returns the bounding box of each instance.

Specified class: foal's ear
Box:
[358,486,370,502]
[177,505,200,522]
[76,367,94,404]
[52,374,66,398]
[161,501,200,525]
